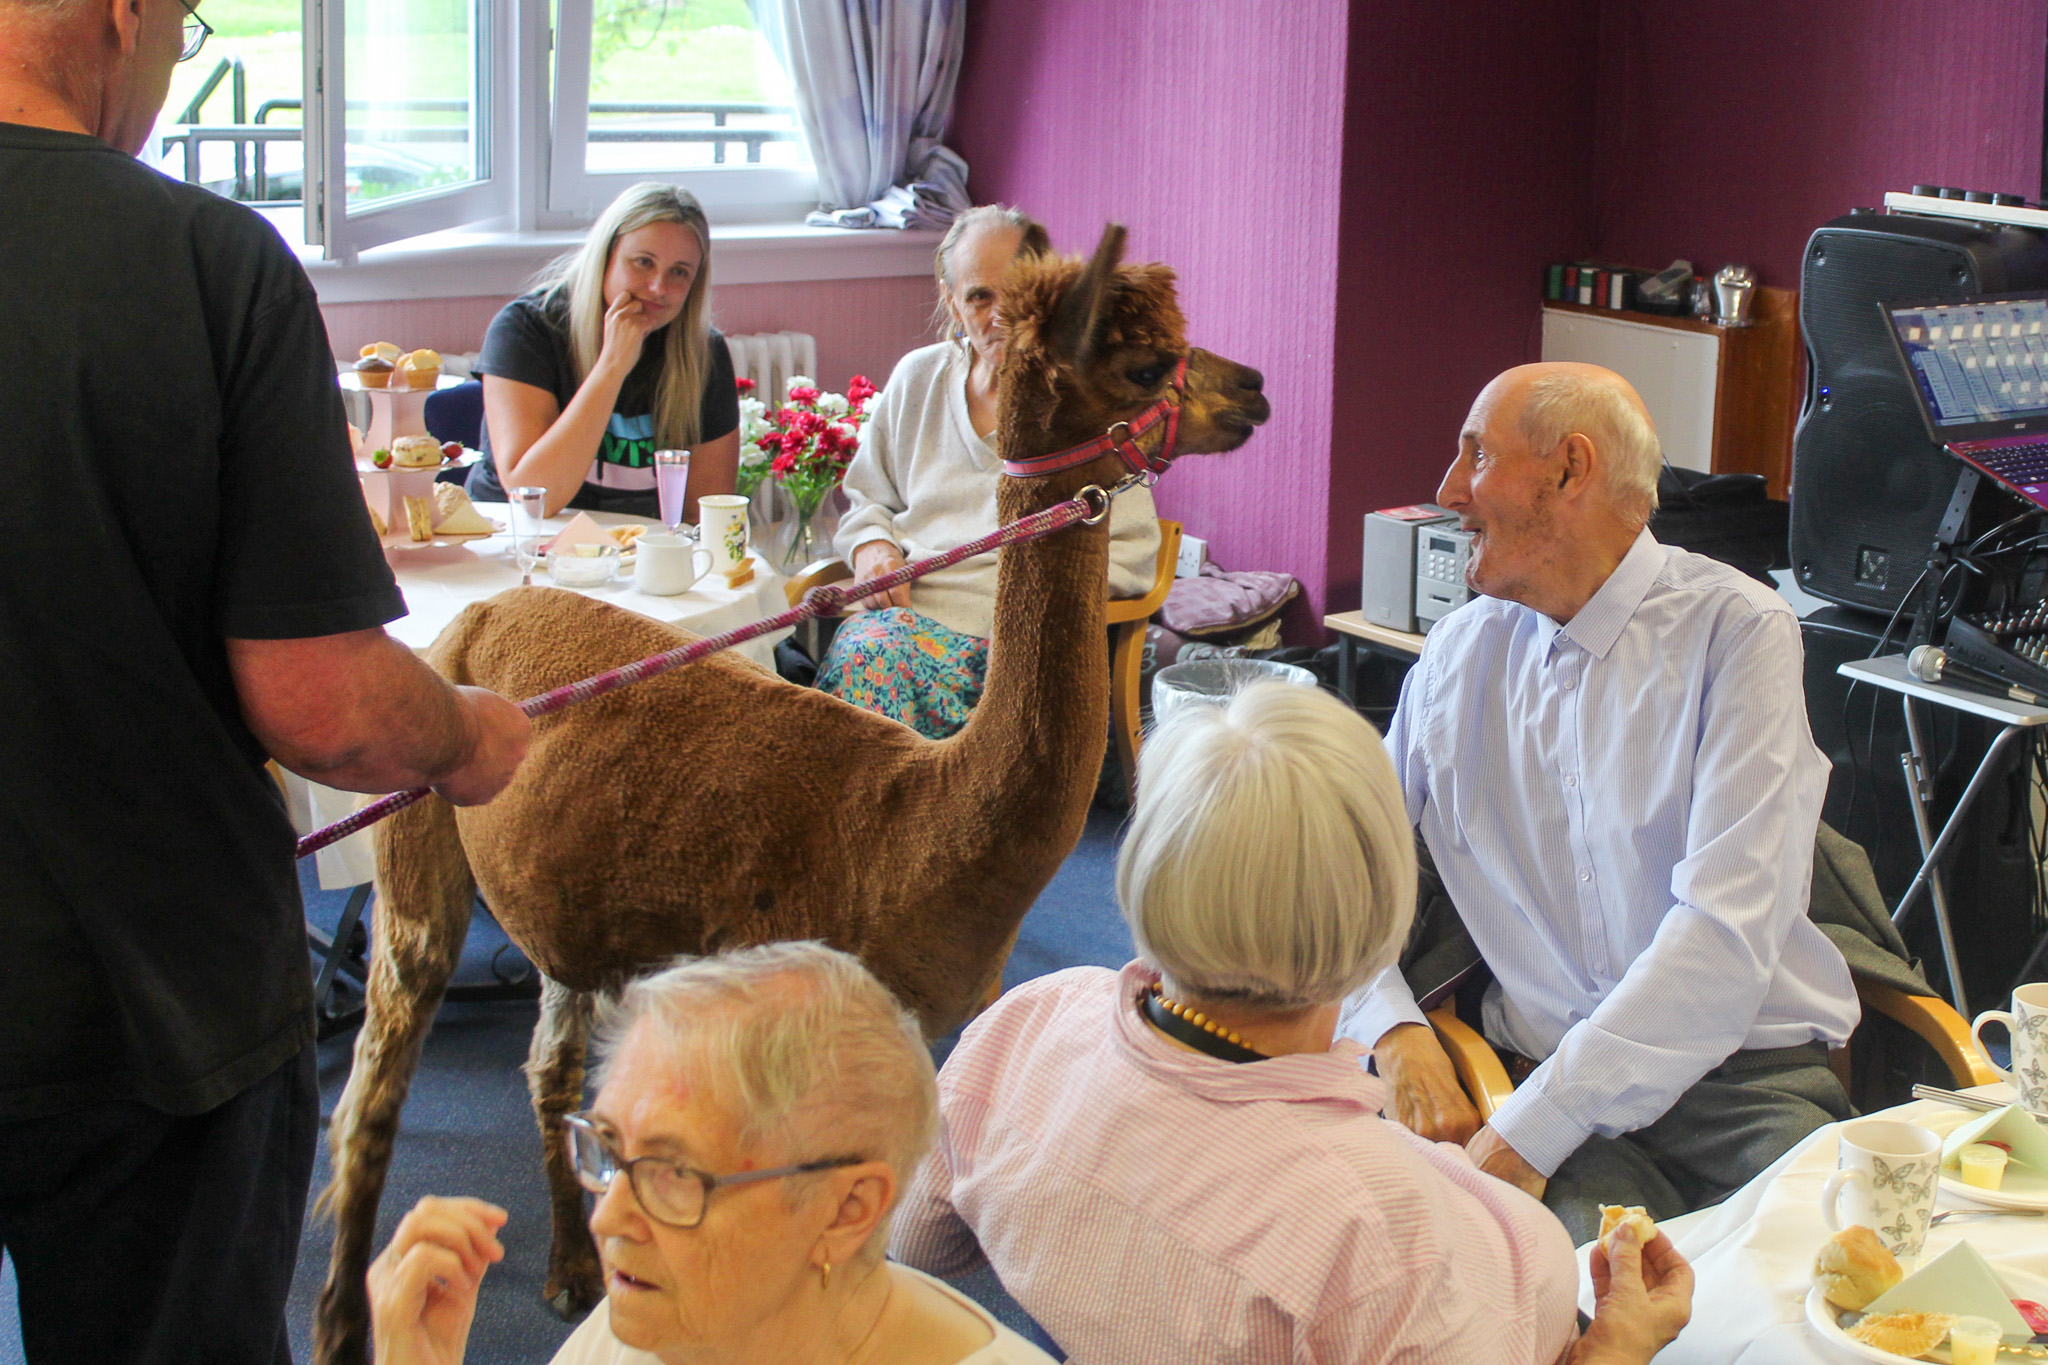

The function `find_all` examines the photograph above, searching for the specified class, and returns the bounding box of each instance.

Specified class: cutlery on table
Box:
[1913,1084,2009,1113]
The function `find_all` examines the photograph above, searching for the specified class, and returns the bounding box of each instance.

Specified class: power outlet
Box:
[1176,534,1208,579]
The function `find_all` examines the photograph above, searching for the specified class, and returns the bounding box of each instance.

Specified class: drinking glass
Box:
[655,450,691,532]
[511,486,550,578]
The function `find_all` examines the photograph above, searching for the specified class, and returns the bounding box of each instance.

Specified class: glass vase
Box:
[782,487,845,572]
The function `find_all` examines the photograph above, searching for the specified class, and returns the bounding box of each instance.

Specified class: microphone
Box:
[1907,645,2043,705]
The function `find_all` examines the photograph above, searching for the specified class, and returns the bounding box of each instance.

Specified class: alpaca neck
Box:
[946,415,1117,822]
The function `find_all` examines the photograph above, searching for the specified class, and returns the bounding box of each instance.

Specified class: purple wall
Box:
[1325,1,1600,613]
[955,0,1352,632]
[1592,0,2048,290]
[957,0,2048,635]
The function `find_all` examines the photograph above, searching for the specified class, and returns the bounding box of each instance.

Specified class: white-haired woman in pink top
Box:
[893,682,1691,1365]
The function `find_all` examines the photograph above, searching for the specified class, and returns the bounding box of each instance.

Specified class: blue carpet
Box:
[0,804,1130,1364]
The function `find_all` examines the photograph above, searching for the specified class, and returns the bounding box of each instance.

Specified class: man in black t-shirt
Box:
[0,0,531,1360]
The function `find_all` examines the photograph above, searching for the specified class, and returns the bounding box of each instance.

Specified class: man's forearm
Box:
[228,629,480,793]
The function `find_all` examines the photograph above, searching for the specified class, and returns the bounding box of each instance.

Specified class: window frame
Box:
[300,0,816,257]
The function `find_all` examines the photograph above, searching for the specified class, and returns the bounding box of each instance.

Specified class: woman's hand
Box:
[597,291,663,378]
[1568,1225,1694,1365]
[368,1197,509,1365]
[849,540,912,612]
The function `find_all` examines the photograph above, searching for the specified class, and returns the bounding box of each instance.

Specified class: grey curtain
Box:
[753,0,972,229]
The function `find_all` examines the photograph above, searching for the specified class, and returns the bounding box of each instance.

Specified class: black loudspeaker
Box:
[1790,210,2048,614]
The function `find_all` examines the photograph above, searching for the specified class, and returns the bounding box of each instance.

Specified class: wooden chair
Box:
[1426,973,2000,1124]
[784,519,1183,800]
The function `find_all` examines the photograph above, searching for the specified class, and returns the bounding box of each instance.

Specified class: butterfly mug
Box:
[1821,1118,1942,1259]
[1972,981,2048,1116]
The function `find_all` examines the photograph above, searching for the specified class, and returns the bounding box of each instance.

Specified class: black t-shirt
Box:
[0,123,404,1120]
[470,291,739,518]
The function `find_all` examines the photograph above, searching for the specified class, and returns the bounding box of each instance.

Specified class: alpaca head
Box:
[996,224,1270,474]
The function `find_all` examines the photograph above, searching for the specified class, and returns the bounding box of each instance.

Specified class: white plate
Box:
[1805,1268,2048,1362]
[1941,1169,2048,1213]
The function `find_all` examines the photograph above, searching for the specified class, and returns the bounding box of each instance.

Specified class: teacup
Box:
[1972,981,2048,1114]
[699,494,750,576]
[1821,1118,1941,1260]
[633,533,711,597]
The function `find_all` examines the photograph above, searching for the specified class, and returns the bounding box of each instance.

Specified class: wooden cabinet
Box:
[1539,286,1800,499]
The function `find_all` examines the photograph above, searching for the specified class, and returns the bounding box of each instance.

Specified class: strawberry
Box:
[441,441,462,461]
[371,449,392,468]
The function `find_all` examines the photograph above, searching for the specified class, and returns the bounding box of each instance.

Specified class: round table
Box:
[1576,1083,2042,1363]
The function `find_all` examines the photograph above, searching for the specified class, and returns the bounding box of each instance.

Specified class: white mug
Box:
[1821,1118,1941,1260]
[633,533,711,597]
[1972,981,2048,1115]
[699,494,750,575]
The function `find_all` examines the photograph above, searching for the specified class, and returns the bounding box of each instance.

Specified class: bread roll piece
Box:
[1814,1225,1903,1311]
[1597,1205,1657,1252]
[1846,1310,1956,1357]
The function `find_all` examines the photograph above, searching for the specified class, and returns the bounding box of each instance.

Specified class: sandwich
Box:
[431,483,495,536]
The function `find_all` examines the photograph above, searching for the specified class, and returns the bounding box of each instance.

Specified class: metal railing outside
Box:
[160,83,800,205]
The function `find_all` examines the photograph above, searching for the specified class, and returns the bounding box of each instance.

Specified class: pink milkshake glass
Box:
[654,449,691,531]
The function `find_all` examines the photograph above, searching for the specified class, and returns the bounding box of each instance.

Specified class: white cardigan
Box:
[833,342,1161,640]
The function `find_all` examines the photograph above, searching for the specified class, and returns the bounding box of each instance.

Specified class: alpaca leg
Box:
[314,797,474,1365]
[526,975,601,1319]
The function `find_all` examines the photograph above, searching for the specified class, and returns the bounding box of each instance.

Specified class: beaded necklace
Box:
[1139,981,1268,1064]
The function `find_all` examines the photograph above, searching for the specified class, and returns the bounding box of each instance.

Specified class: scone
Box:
[391,435,444,469]
[1597,1205,1657,1251]
[431,483,495,535]
[1846,1310,1956,1357]
[1814,1225,1902,1311]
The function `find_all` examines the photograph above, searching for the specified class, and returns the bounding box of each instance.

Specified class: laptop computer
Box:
[1882,289,2048,511]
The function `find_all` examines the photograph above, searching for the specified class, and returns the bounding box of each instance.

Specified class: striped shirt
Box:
[893,963,1580,1365]
[1338,529,1859,1177]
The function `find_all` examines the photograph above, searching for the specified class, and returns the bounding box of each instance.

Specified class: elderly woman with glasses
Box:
[366,942,1055,1365]
[892,683,1694,1364]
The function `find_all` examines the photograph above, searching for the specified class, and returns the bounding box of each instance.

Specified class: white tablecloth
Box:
[1577,1083,2042,1363]
[287,503,792,889]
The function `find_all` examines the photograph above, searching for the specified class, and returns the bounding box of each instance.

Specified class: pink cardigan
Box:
[893,963,1579,1365]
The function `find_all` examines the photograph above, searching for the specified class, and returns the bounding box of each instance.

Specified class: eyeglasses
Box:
[565,1112,863,1230]
[173,0,212,63]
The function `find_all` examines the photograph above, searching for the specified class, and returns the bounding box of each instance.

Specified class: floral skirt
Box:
[817,608,989,739]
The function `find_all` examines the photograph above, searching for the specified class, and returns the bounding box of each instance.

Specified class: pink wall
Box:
[955,0,1352,635]
[1591,0,2048,290]
[319,275,935,392]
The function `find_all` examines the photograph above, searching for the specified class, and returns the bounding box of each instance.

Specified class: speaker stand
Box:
[1906,466,1982,650]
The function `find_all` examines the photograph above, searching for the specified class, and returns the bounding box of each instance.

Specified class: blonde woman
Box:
[469,182,740,520]
[893,683,1693,1364]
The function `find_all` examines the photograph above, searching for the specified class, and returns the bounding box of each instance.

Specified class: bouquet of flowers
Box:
[735,373,877,567]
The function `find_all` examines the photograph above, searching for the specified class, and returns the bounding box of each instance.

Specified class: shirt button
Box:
[1578,868,1592,882]
[1562,679,1576,691]
[1565,775,1578,788]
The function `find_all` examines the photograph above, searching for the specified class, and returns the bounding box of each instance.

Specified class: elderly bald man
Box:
[1339,362,1858,1244]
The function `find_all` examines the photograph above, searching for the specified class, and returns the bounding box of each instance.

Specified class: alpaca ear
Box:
[1048,223,1126,367]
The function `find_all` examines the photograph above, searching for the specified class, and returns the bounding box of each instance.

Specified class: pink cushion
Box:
[1158,563,1299,638]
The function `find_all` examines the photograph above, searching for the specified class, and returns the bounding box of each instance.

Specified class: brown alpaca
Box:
[313,224,1269,1365]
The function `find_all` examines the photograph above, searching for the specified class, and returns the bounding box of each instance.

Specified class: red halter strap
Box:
[1001,356,1188,479]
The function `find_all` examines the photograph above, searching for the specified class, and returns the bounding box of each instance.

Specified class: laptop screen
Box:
[1886,296,2048,428]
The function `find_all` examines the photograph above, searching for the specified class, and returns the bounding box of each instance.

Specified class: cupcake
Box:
[353,353,395,388]
[395,348,441,390]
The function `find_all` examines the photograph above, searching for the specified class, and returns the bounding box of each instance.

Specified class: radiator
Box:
[725,331,818,403]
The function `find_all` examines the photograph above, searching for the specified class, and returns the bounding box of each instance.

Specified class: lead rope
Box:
[294,472,1153,859]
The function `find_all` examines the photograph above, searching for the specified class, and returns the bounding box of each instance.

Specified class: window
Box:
[546,0,812,223]
[158,0,813,256]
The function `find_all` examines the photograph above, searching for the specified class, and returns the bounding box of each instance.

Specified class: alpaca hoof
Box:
[547,1279,602,1322]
